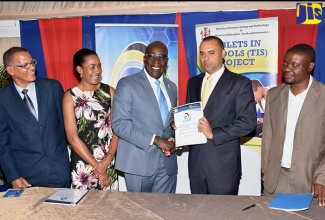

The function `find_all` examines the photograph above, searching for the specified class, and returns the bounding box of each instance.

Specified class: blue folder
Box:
[268,193,313,211]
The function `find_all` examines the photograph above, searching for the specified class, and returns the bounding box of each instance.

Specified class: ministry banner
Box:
[95,24,178,88]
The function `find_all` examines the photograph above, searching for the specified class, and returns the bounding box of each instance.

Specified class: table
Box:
[0,187,323,220]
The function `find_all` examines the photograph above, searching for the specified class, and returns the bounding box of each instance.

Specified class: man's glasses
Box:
[145,54,168,61]
[9,59,37,69]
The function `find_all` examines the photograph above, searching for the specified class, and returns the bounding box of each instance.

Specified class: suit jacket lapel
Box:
[9,82,38,121]
[35,80,48,124]
[195,74,205,101]
[296,79,320,125]
[139,70,161,120]
[163,78,176,127]
[204,70,228,109]
[280,84,290,128]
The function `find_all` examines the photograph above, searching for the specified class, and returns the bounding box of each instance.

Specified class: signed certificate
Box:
[173,101,207,147]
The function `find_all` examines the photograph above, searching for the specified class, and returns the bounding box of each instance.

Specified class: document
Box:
[43,189,88,206]
[173,101,207,147]
[268,193,313,211]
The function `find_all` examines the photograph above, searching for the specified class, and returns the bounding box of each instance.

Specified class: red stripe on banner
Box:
[39,18,82,92]
[175,12,190,105]
[259,9,318,85]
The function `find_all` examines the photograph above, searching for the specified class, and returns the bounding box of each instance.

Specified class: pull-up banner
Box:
[195,17,278,87]
[95,24,178,89]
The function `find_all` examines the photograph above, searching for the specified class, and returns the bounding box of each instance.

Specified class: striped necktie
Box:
[22,89,37,119]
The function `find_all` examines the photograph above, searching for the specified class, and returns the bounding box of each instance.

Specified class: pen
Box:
[242,204,256,211]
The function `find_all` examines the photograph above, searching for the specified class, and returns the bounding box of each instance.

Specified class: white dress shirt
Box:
[281,76,313,168]
[144,70,172,145]
[15,82,38,119]
[201,65,225,99]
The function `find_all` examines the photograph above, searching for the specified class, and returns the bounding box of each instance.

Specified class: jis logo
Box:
[296,3,322,24]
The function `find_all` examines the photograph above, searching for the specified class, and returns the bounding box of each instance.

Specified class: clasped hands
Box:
[92,161,110,189]
[155,136,176,157]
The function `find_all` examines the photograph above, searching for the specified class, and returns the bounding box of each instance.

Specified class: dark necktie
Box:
[155,80,169,126]
[22,89,37,119]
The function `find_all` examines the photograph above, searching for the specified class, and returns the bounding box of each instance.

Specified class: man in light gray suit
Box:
[262,44,325,206]
[112,41,178,193]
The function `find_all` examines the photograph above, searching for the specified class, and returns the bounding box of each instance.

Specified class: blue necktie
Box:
[155,80,169,126]
[22,89,37,120]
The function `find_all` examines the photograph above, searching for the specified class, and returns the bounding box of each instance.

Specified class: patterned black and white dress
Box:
[69,83,118,191]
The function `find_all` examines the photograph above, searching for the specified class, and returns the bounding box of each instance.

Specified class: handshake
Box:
[154,136,178,157]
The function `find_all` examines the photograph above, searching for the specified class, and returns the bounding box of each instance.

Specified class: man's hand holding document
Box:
[173,101,207,147]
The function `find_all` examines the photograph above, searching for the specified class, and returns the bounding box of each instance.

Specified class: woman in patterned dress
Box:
[62,48,118,190]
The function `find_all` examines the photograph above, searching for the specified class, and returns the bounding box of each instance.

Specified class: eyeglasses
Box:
[9,59,37,69]
[144,54,168,61]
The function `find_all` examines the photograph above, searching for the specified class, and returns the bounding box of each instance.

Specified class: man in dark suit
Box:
[186,36,256,195]
[0,47,70,189]
[112,41,178,193]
